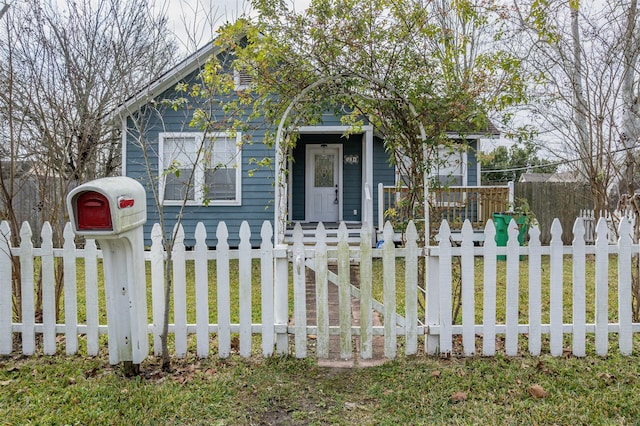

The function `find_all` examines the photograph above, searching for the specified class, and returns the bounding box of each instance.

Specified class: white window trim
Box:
[158,131,242,207]
[434,146,467,187]
[432,145,468,208]
[394,145,468,187]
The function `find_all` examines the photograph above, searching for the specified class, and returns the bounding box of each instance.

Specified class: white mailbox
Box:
[67,176,146,236]
[67,177,148,375]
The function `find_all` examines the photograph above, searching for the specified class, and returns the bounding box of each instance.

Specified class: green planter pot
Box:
[492,212,528,260]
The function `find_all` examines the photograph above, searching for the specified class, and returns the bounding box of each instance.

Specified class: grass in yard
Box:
[6,250,640,424]
[1,350,640,425]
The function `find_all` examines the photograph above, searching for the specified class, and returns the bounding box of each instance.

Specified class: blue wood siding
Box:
[342,137,362,221]
[372,136,394,224]
[124,67,274,247]
[123,51,481,245]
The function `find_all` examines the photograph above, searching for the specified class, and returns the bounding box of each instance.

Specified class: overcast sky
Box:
[166,0,311,54]
[165,0,248,53]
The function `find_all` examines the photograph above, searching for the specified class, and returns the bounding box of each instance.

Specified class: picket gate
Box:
[1,216,640,361]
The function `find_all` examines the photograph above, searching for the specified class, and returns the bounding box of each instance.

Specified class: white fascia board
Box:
[297,125,374,134]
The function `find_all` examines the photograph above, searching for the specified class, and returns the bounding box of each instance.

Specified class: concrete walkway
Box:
[301,264,387,368]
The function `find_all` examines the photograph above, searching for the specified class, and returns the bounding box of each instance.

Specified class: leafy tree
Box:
[480,141,559,185]
[203,0,529,242]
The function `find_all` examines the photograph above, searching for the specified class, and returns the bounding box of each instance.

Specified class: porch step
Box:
[284,223,369,246]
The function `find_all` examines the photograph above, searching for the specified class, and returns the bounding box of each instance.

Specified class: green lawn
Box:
[4,254,640,424]
[1,349,640,425]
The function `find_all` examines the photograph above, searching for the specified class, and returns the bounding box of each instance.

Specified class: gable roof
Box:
[445,120,500,139]
[111,41,221,119]
[111,31,501,142]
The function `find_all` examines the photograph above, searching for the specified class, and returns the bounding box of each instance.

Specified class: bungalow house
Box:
[113,40,502,247]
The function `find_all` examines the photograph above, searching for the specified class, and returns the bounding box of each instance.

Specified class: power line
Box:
[481,145,633,174]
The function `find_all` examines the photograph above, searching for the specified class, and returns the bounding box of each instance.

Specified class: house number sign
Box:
[344,154,359,165]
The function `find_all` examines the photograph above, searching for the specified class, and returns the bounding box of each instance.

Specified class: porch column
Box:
[364,128,374,229]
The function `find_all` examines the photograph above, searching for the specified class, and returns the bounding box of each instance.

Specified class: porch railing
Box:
[377,182,514,233]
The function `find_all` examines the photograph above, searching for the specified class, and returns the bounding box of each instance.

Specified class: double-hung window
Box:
[433,145,466,187]
[159,132,242,206]
[395,144,467,187]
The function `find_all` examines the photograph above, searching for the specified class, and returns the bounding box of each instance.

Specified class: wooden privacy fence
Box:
[1,216,640,360]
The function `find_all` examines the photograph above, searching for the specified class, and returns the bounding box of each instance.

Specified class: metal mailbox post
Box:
[67,177,148,375]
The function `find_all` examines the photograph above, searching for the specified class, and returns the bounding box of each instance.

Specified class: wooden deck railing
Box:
[377,183,514,232]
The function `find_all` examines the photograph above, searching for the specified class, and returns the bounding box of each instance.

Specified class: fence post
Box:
[461,220,475,356]
[338,222,352,360]
[359,225,373,359]
[549,219,564,357]
[382,222,397,359]
[0,221,12,355]
[505,219,520,356]
[62,224,79,355]
[292,223,306,358]
[238,221,252,358]
[84,237,99,357]
[20,222,35,355]
[572,218,586,357]
[274,242,289,355]
[315,223,329,359]
[216,222,231,359]
[482,220,497,356]
[150,224,165,357]
[260,221,275,358]
[172,224,187,358]
[404,221,418,356]
[194,222,209,359]
[41,222,57,356]
[595,217,609,356]
[528,224,542,356]
[438,220,453,355]
[617,218,633,355]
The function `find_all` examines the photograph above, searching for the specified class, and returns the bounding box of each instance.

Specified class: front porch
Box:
[282,183,514,246]
[273,123,512,246]
[377,183,514,243]
[284,222,365,246]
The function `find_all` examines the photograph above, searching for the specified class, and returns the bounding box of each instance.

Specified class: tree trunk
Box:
[621,0,639,196]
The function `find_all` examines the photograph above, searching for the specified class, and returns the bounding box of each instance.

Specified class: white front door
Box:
[305,145,341,222]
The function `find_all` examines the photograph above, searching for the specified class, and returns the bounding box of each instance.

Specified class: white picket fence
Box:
[427,216,637,357]
[0,215,639,360]
[579,209,620,244]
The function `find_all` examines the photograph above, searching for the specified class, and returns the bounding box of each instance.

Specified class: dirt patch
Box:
[245,393,337,425]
